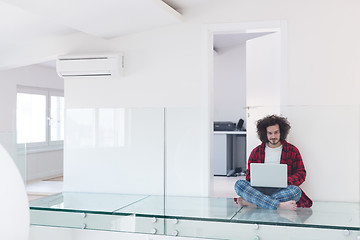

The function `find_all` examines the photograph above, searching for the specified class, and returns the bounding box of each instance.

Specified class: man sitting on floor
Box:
[234,115,312,210]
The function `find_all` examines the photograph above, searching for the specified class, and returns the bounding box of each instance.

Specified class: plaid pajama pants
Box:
[234,180,302,210]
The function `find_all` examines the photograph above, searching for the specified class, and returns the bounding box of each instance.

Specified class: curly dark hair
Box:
[256,115,291,143]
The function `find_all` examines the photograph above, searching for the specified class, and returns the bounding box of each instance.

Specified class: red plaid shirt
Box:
[246,140,312,208]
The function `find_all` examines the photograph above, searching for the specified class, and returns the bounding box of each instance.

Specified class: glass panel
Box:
[116,195,238,220]
[65,109,95,147]
[232,202,360,229]
[59,107,165,234]
[28,105,360,239]
[16,93,46,143]
[64,108,165,195]
[97,108,125,147]
[50,96,64,141]
[0,132,27,182]
[115,195,164,216]
[30,192,149,213]
[165,107,209,196]
[165,105,360,238]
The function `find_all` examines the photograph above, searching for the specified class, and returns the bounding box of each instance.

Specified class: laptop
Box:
[250,163,288,188]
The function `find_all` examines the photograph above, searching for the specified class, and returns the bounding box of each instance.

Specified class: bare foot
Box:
[277,200,297,210]
[236,197,257,208]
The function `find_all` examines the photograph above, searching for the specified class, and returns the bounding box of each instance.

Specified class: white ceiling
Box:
[0,0,209,69]
[162,0,209,11]
[1,0,268,69]
[0,0,182,39]
[213,32,275,52]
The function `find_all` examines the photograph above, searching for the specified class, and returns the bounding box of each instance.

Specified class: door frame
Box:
[203,20,288,184]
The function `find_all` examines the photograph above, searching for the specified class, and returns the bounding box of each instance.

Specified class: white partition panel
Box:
[64,108,164,195]
[165,108,210,197]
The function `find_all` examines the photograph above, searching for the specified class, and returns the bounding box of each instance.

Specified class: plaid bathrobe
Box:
[246,140,313,208]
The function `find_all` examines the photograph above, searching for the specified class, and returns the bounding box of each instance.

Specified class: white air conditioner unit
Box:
[56,53,124,78]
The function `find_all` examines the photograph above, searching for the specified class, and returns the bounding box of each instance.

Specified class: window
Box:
[16,86,64,151]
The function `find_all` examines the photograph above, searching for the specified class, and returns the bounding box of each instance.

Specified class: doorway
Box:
[207,21,287,197]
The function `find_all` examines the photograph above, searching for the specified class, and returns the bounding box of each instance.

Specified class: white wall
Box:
[0,65,64,181]
[64,24,210,196]
[27,150,63,180]
[196,0,360,202]
[188,0,360,104]
[1,0,356,202]
[213,44,246,124]
[63,0,360,201]
[285,106,359,202]
[245,31,283,158]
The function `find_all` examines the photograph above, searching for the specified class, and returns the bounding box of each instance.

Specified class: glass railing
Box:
[28,105,360,239]
[29,194,360,238]
[63,108,165,196]
[0,132,26,182]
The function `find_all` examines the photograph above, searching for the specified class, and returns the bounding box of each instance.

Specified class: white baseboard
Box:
[27,169,63,182]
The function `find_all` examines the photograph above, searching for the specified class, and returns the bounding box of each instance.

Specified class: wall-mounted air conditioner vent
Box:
[56,53,124,78]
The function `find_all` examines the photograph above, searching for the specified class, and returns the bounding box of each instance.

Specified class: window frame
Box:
[16,85,64,152]
[48,90,65,146]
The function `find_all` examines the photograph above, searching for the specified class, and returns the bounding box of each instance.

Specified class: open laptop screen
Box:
[250,163,288,188]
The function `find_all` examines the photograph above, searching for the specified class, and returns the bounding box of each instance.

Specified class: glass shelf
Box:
[30,192,149,214]
[114,195,239,220]
[232,201,360,230]
[30,192,360,232]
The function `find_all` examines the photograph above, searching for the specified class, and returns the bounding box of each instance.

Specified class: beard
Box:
[269,138,280,146]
